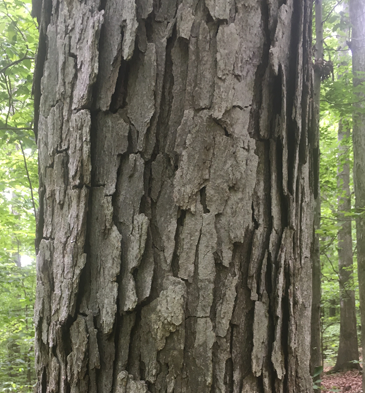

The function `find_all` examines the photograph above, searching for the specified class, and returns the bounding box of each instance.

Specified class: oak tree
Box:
[33,1,316,392]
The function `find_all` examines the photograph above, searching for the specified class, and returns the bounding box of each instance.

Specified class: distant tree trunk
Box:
[333,5,359,372]
[334,122,359,371]
[311,0,323,384]
[33,1,315,392]
[350,0,365,387]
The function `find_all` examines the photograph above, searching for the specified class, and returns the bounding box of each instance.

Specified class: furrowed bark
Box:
[33,0,315,392]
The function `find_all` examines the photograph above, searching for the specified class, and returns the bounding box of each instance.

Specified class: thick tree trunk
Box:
[350,0,365,388]
[334,122,359,371]
[33,1,315,392]
[311,0,323,381]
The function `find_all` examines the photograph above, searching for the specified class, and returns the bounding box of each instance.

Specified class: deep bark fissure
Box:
[110,292,123,392]
[148,25,176,160]
[231,234,255,391]
[286,2,301,196]
[276,138,289,229]
[171,209,187,278]
[125,309,140,371]
[248,2,271,141]
[32,0,52,141]
[35,186,45,252]
[273,70,283,117]
[98,0,107,12]
[110,59,129,113]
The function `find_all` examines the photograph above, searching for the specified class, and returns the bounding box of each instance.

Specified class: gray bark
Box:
[311,0,322,381]
[350,0,365,387]
[33,1,315,392]
[334,122,359,371]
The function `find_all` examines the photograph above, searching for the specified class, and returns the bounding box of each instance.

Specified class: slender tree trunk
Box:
[311,0,323,383]
[350,0,365,387]
[334,122,359,371]
[33,1,315,392]
[333,5,360,372]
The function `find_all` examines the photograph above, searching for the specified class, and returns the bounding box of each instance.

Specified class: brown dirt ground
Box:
[321,370,362,392]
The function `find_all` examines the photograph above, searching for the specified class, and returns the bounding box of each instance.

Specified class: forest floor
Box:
[321,370,362,392]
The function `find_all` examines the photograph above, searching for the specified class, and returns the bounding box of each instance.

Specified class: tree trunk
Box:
[311,0,323,383]
[33,1,315,392]
[349,0,365,387]
[334,122,359,371]
[333,5,359,372]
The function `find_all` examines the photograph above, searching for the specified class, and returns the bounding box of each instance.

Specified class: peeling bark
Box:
[34,0,315,392]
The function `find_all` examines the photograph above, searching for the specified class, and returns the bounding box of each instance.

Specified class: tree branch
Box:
[322,0,343,24]
[0,56,34,75]
[0,126,34,131]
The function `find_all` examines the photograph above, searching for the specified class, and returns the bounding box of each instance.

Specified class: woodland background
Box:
[0,0,362,391]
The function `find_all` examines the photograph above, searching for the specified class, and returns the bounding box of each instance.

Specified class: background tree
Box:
[349,0,365,389]
[333,4,359,372]
[33,0,316,392]
[334,119,359,371]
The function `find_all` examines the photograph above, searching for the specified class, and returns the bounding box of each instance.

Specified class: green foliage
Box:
[0,261,35,392]
[0,0,38,391]
[0,0,38,136]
